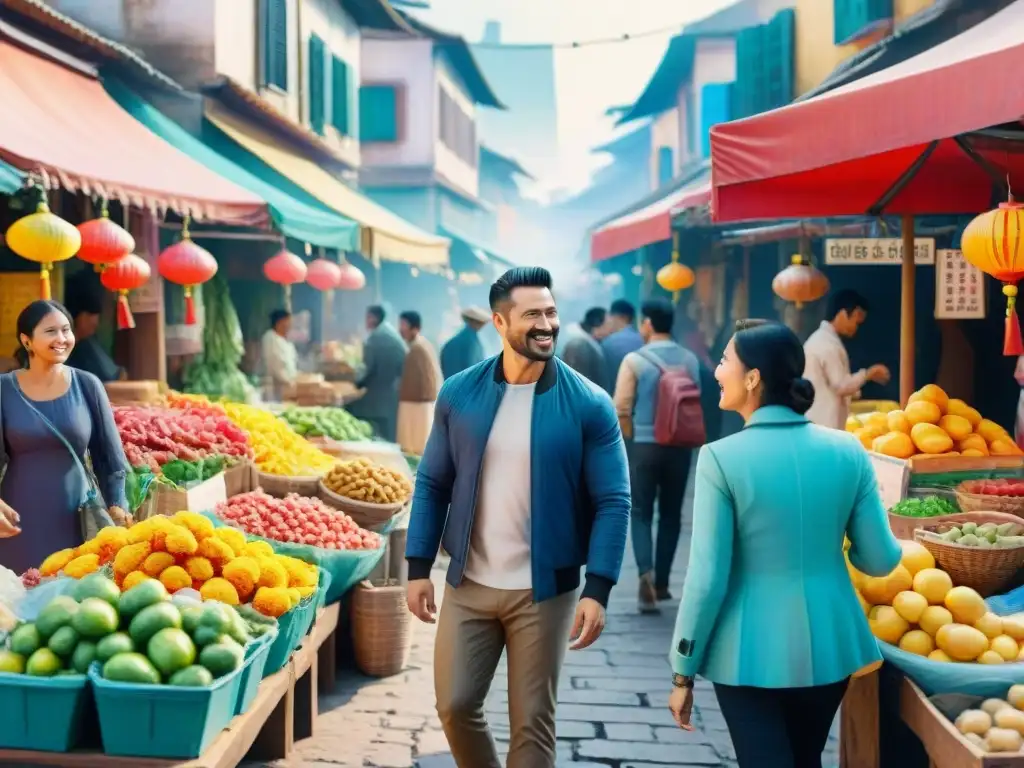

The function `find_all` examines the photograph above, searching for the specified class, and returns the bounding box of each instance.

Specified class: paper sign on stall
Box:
[868,452,910,510]
[934,249,985,319]
[825,238,935,265]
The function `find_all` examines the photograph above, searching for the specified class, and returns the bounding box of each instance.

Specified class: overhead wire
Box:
[462,21,688,49]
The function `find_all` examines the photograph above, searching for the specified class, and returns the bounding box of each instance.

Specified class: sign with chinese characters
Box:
[824,238,936,265]
[868,452,910,510]
[935,249,985,320]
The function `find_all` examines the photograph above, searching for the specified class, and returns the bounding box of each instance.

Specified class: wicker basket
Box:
[318,481,404,531]
[256,471,322,499]
[913,511,1024,596]
[955,486,1024,517]
[351,580,412,677]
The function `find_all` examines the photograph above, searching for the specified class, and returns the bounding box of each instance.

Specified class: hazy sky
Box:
[409,0,735,193]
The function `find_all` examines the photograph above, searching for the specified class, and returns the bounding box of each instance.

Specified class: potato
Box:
[985,727,1023,753]
[955,709,992,736]
[994,706,1024,736]
[982,698,1012,718]
[1008,684,1024,710]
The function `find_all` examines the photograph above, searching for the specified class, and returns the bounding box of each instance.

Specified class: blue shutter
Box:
[700,83,732,158]
[308,35,326,135]
[261,0,288,90]
[331,56,351,136]
[763,9,795,111]
[732,25,763,120]
[657,147,674,187]
[834,0,893,45]
[359,86,398,142]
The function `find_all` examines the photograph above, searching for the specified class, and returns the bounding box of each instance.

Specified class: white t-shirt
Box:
[463,382,535,590]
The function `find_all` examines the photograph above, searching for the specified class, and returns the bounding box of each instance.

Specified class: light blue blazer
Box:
[671,405,902,688]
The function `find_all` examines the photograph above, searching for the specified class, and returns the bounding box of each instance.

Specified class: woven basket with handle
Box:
[352,579,412,677]
[954,486,1024,517]
[914,511,1024,596]
[318,481,404,531]
[256,471,322,499]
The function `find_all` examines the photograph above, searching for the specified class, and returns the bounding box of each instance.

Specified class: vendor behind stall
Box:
[260,309,298,402]
[64,288,124,383]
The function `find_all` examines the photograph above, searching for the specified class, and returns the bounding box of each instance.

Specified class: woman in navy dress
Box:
[0,300,130,574]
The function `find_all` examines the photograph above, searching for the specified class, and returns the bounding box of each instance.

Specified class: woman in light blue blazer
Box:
[667,320,901,768]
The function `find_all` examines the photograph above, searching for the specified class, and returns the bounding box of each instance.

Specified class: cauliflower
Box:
[64,554,100,579]
[213,527,246,556]
[253,587,293,618]
[114,541,152,576]
[159,565,192,593]
[199,577,240,605]
[121,570,151,591]
[257,557,288,589]
[40,548,76,577]
[184,556,214,583]
[142,552,176,577]
[165,527,199,556]
[172,511,214,541]
[222,557,260,601]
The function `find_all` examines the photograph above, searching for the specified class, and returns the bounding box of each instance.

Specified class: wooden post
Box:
[900,214,916,406]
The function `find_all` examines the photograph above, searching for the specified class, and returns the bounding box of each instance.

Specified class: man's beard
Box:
[508,327,559,361]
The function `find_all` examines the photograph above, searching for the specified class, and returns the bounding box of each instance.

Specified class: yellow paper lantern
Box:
[5,201,81,299]
[657,261,695,293]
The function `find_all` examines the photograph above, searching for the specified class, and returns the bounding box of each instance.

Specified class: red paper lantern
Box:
[76,207,134,271]
[336,262,366,291]
[157,226,217,325]
[100,254,151,330]
[306,258,342,291]
[263,249,307,310]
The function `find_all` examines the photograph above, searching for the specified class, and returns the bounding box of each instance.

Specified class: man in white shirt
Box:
[803,290,890,429]
[260,309,298,402]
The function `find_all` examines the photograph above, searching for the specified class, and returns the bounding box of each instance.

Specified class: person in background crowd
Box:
[440,306,489,380]
[0,300,131,574]
[614,298,702,613]
[676,312,723,443]
[260,309,298,402]
[64,289,125,383]
[396,311,441,456]
[602,299,644,386]
[406,267,630,768]
[803,290,890,430]
[348,305,407,443]
[560,306,610,390]
[668,320,901,767]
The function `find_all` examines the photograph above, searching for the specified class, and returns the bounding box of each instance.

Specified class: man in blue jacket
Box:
[406,267,631,768]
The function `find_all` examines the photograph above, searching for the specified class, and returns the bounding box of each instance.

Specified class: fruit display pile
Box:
[953,686,1024,753]
[279,406,374,442]
[890,496,959,519]
[221,402,337,477]
[922,520,1024,549]
[322,458,412,506]
[962,478,1024,497]
[115,405,252,472]
[0,573,266,685]
[38,511,320,616]
[850,540,1024,664]
[217,491,382,551]
[847,384,1022,459]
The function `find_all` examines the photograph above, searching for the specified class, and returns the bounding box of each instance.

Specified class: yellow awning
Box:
[205,102,449,267]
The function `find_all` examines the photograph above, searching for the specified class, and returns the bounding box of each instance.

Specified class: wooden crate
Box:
[910,455,1024,475]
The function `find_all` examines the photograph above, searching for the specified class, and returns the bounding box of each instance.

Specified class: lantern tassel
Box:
[1004,285,1024,356]
[116,290,136,330]
[184,286,196,325]
[39,265,51,300]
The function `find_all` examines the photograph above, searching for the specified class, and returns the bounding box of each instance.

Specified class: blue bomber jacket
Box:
[405,355,631,605]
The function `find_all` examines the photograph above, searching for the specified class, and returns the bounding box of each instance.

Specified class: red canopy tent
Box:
[709,0,1024,401]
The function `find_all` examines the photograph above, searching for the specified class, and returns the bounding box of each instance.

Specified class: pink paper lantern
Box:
[306,258,342,291]
[336,262,366,291]
[263,249,307,285]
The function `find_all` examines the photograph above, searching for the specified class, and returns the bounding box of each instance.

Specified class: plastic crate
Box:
[88,661,244,759]
[0,672,90,752]
[263,569,329,677]
[234,629,277,716]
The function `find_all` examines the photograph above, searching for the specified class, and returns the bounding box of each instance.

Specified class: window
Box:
[260,0,288,91]
[731,9,795,120]
[438,87,477,167]
[834,0,892,45]
[308,35,326,135]
[699,83,732,158]
[656,147,674,187]
[331,56,351,136]
[359,85,399,142]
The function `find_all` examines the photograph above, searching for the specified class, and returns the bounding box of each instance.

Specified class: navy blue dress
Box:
[0,369,128,574]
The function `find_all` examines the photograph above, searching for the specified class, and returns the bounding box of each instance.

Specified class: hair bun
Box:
[788,377,815,415]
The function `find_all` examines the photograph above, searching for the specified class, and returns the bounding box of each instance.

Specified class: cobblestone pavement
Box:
[251,522,840,767]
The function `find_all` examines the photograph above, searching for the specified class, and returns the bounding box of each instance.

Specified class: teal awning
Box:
[0,158,24,194]
[440,226,516,271]
[102,76,359,252]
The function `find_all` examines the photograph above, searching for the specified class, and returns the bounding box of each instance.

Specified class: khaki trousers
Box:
[434,580,577,768]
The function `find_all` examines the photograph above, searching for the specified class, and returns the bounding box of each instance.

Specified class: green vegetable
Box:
[182,273,255,404]
[890,496,959,518]
[279,405,374,441]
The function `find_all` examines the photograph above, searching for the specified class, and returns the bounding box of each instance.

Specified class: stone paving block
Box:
[604,722,655,741]
[557,702,677,725]
[558,720,599,739]
[577,738,721,764]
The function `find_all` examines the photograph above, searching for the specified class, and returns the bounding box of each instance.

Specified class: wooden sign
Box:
[868,452,910,510]
[0,271,42,348]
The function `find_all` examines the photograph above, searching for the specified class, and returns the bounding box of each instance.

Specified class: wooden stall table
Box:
[291,602,341,741]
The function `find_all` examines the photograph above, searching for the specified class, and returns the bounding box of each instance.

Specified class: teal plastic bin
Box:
[0,672,90,752]
[88,661,243,759]
[234,628,277,716]
[263,570,330,676]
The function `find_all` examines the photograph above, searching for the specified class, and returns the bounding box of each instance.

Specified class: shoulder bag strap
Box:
[636,347,678,374]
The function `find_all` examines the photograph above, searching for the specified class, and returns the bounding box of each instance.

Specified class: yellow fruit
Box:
[913,568,953,605]
[872,431,916,459]
[864,412,889,430]
[40,548,76,577]
[936,623,989,661]
[958,433,989,455]
[1018,645,1024,662]
[898,540,935,576]
[845,416,861,433]
[919,605,955,636]
[893,591,928,623]
[938,414,973,441]
[915,384,950,413]
[977,419,1009,443]
[1002,616,1024,641]
[977,650,1005,665]
[947,399,982,427]
[854,427,884,449]
[992,635,1020,661]
[1009,685,1024,708]
[861,564,913,606]
[928,649,953,662]
[905,400,942,426]
[975,613,1004,639]
[868,605,910,644]
[887,410,912,434]
[899,629,935,656]
[910,423,954,454]
[990,438,1023,456]
[846,559,866,590]
[961,449,986,457]
[945,586,987,625]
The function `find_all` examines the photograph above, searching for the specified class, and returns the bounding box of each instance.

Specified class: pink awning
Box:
[591,178,711,263]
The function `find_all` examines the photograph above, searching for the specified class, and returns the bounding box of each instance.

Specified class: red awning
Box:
[591,178,711,263]
[0,39,266,223]
[710,0,1024,222]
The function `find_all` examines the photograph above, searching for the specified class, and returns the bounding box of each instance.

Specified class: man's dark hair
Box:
[399,310,421,330]
[609,299,636,323]
[828,289,869,319]
[64,289,103,319]
[488,267,552,312]
[367,305,386,324]
[641,298,675,335]
[581,307,606,333]
[269,309,291,328]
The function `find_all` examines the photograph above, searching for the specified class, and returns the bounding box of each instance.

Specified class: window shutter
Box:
[657,147,674,187]
[834,0,893,45]
[763,9,795,111]
[699,83,732,158]
[262,0,288,90]
[308,35,326,135]
[359,86,398,142]
[331,56,350,136]
[732,25,762,120]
